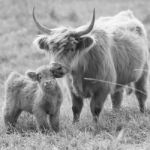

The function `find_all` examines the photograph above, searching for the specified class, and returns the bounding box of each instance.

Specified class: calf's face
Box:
[26,64,69,91]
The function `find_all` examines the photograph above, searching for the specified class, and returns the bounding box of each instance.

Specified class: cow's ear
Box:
[38,37,49,50]
[76,36,94,51]
[34,36,49,51]
[26,71,38,81]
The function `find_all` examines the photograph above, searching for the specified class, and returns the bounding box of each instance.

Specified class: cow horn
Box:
[33,7,51,34]
[76,8,95,36]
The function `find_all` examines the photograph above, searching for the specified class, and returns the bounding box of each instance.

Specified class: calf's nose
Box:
[44,81,50,87]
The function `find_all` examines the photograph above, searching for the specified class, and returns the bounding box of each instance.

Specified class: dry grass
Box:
[1,0,150,149]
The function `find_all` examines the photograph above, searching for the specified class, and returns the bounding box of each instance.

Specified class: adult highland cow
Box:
[33,8,149,123]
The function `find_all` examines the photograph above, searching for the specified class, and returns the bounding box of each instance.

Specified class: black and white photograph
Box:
[0,0,150,149]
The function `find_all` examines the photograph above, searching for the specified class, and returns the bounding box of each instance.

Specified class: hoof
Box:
[73,119,79,124]
[139,104,146,113]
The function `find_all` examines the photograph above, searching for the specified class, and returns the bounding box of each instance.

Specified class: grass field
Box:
[1,0,150,149]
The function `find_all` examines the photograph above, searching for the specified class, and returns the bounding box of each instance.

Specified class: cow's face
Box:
[35,31,95,68]
[33,8,95,69]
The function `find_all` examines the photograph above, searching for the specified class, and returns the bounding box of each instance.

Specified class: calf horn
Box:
[33,7,51,34]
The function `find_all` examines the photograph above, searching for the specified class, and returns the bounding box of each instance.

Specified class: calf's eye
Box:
[37,74,42,81]
[70,48,74,51]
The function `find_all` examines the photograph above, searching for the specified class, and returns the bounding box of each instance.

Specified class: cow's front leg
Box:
[90,90,108,123]
[111,89,123,111]
[71,92,83,123]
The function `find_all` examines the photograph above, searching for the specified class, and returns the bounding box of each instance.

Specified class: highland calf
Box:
[33,9,149,123]
[3,63,69,133]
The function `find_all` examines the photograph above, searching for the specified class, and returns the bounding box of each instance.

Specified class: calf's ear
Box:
[76,36,94,52]
[26,71,38,81]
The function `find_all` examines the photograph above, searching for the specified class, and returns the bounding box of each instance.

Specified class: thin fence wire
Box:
[84,77,147,95]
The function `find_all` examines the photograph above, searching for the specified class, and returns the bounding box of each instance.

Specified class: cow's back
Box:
[90,10,149,87]
[95,10,147,37]
[94,10,149,85]
[111,31,148,85]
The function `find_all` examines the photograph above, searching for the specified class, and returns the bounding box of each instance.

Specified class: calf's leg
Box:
[3,100,21,133]
[49,110,60,132]
[34,107,49,133]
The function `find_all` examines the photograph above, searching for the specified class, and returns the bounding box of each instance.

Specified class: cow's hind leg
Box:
[111,89,123,111]
[71,92,83,123]
[90,90,108,123]
[134,69,148,113]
